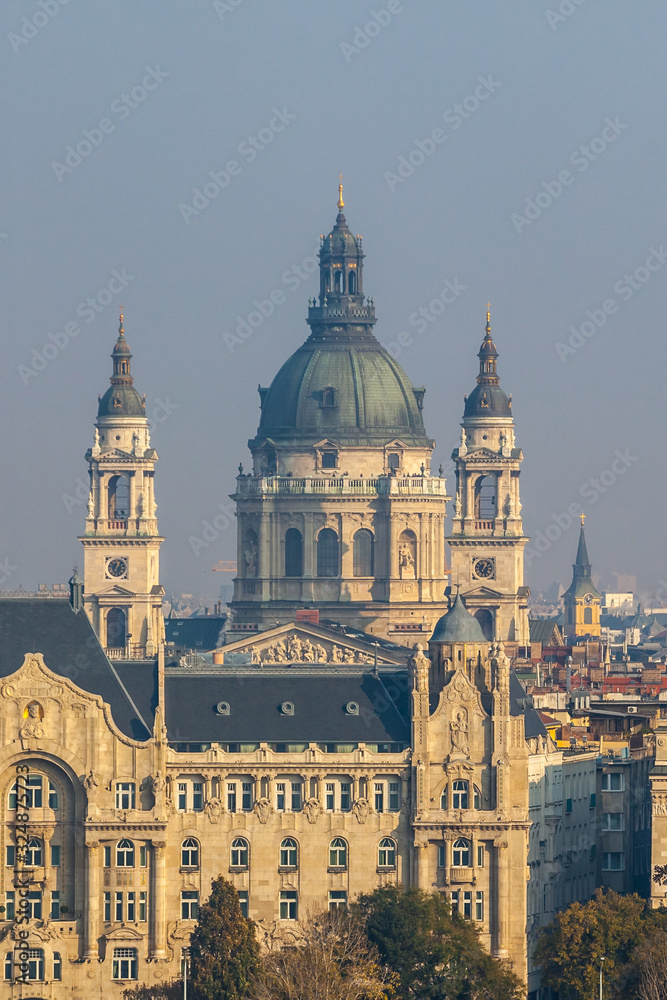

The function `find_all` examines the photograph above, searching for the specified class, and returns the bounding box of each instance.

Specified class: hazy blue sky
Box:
[2,0,666,606]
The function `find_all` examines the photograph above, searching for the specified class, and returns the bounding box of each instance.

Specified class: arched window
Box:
[106,608,127,649]
[452,838,470,866]
[474,609,494,641]
[265,449,278,476]
[334,270,344,293]
[378,837,396,868]
[24,838,42,866]
[321,387,337,408]
[348,270,356,294]
[474,475,496,519]
[322,269,330,294]
[452,780,469,809]
[108,475,130,519]
[285,529,303,577]
[353,529,374,577]
[280,838,298,868]
[181,838,199,868]
[231,838,248,867]
[317,528,339,577]
[329,837,347,868]
[440,787,447,809]
[9,774,43,809]
[116,839,135,868]
[584,607,593,625]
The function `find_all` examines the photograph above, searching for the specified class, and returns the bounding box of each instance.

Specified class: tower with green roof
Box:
[563,515,602,643]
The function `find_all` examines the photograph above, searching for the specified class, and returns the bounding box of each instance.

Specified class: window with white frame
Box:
[378,837,396,868]
[440,787,447,809]
[226,780,254,812]
[9,774,43,809]
[276,779,303,812]
[238,890,249,918]
[477,844,485,868]
[452,839,470,866]
[24,891,42,920]
[25,949,44,981]
[181,891,199,920]
[4,892,14,920]
[230,838,249,868]
[280,838,298,868]
[115,782,136,810]
[177,779,204,812]
[601,772,624,792]
[139,891,147,922]
[50,890,60,919]
[373,779,401,813]
[437,845,446,868]
[325,779,352,812]
[329,838,347,868]
[116,839,135,867]
[53,951,62,981]
[450,890,459,915]
[51,844,60,867]
[3,953,10,981]
[104,892,111,923]
[280,891,297,920]
[602,813,624,831]
[181,838,199,867]
[452,780,469,809]
[23,838,42,866]
[329,891,347,910]
[112,947,138,980]
[475,891,484,921]
[461,891,472,919]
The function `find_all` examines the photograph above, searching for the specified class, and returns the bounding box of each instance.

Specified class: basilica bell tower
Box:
[79,315,165,656]
[447,311,529,645]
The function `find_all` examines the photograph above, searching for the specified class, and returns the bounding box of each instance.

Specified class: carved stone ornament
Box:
[409,643,430,693]
[352,797,370,824]
[19,700,45,748]
[205,797,223,823]
[254,797,273,824]
[150,771,166,797]
[304,797,321,825]
[652,794,667,817]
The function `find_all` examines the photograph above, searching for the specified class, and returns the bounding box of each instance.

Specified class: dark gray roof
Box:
[164,669,411,744]
[430,594,486,644]
[0,599,152,740]
[529,618,563,645]
[510,671,548,739]
[165,616,225,651]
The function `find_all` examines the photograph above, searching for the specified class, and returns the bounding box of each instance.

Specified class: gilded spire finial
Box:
[119,308,125,338]
[337,173,344,211]
[486,302,491,333]
[580,513,585,527]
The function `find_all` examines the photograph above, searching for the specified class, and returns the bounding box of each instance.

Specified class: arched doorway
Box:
[474,608,494,641]
[106,607,127,649]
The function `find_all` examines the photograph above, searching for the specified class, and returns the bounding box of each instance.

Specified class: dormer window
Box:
[321,451,337,470]
[321,387,337,408]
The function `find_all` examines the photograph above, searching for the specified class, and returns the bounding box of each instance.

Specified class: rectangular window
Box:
[112,948,138,981]
[26,949,44,982]
[601,773,624,791]
[48,782,59,810]
[104,892,111,923]
[340,782,351,812]
[227,783,237,813]
[450,891,459,916]
[590,792,596,808]
[603,813,624,831]
[566,798,573,814]
[5,892,15,921]
[276,782,286,811]
[178,783,187,811]
[291,783,302,812]
[104,845,111,868]
[238,890,249,919]
[115,782,135,810]
[437,845,446,868]
[139,892,147,922]
[53,952,62,981]
[17,775,43,809]
[26,892,42,920]
[192,782,204,812]
[5,846,14,867]
[325,783,335,811]
[242,782,253,811]
[374,783,384,813]
[463,891,472,919]
[280,891,298,920]
[139,845,147,868]
[475,891,484,921]
[329,891,347,910]
[115,892,123,923]
[51,844,60,867]
[127,892,135,922]
[4,953,11,981]
[477,845,485,868]
[389,782,400,812]
[182,891,199,920]
[50,891,60,920]
[602,853,624,871]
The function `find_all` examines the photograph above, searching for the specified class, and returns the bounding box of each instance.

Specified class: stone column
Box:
[83,841,100,961]
[150,840,167,960]
[494,838,510,958]
[414,839,429,890]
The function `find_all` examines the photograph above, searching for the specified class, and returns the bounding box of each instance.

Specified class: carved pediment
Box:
[104,924,145,941]
[96,584,137,598]
[222,624,401,666]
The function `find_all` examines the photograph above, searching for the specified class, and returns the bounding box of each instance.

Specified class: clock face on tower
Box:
[106,557,128,579]
[473,557,495,580]
[583,593,594,605]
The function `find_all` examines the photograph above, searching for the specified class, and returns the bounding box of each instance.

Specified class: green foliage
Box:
[353,885,522,1000]
[188,875,260,1000]
[534,888,667,1000]
[122,981,183,1000]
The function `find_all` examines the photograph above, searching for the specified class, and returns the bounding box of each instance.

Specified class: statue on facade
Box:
[20,702,44,742]
[243,539,258,578]
[304,798,321,824]
[409,643,430,692]
[352,797,370,824]
[450,711,470,755]
[205,797,223,823]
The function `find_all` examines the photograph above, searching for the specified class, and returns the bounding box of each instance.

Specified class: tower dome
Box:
[97,314,146,418]
[463,308,511,418]
[251,186,432,453]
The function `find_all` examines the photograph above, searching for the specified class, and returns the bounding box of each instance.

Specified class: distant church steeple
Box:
[563,516,602,643]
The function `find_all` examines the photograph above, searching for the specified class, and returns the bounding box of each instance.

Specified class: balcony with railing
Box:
[105,644,148,660]
[235,476,448,498]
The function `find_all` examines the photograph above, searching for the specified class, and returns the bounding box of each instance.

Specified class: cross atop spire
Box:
[338,174,344,210]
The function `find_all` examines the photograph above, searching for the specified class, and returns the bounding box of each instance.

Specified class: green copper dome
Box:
[97,316,146,419]
[251,191,432,450]
[463,313,512,419]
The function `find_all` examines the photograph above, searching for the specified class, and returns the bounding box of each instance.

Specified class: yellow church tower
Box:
[79,315,165,656]
[562,516,601,643]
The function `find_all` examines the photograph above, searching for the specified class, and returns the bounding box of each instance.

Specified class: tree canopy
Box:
[188,875,260,1000]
